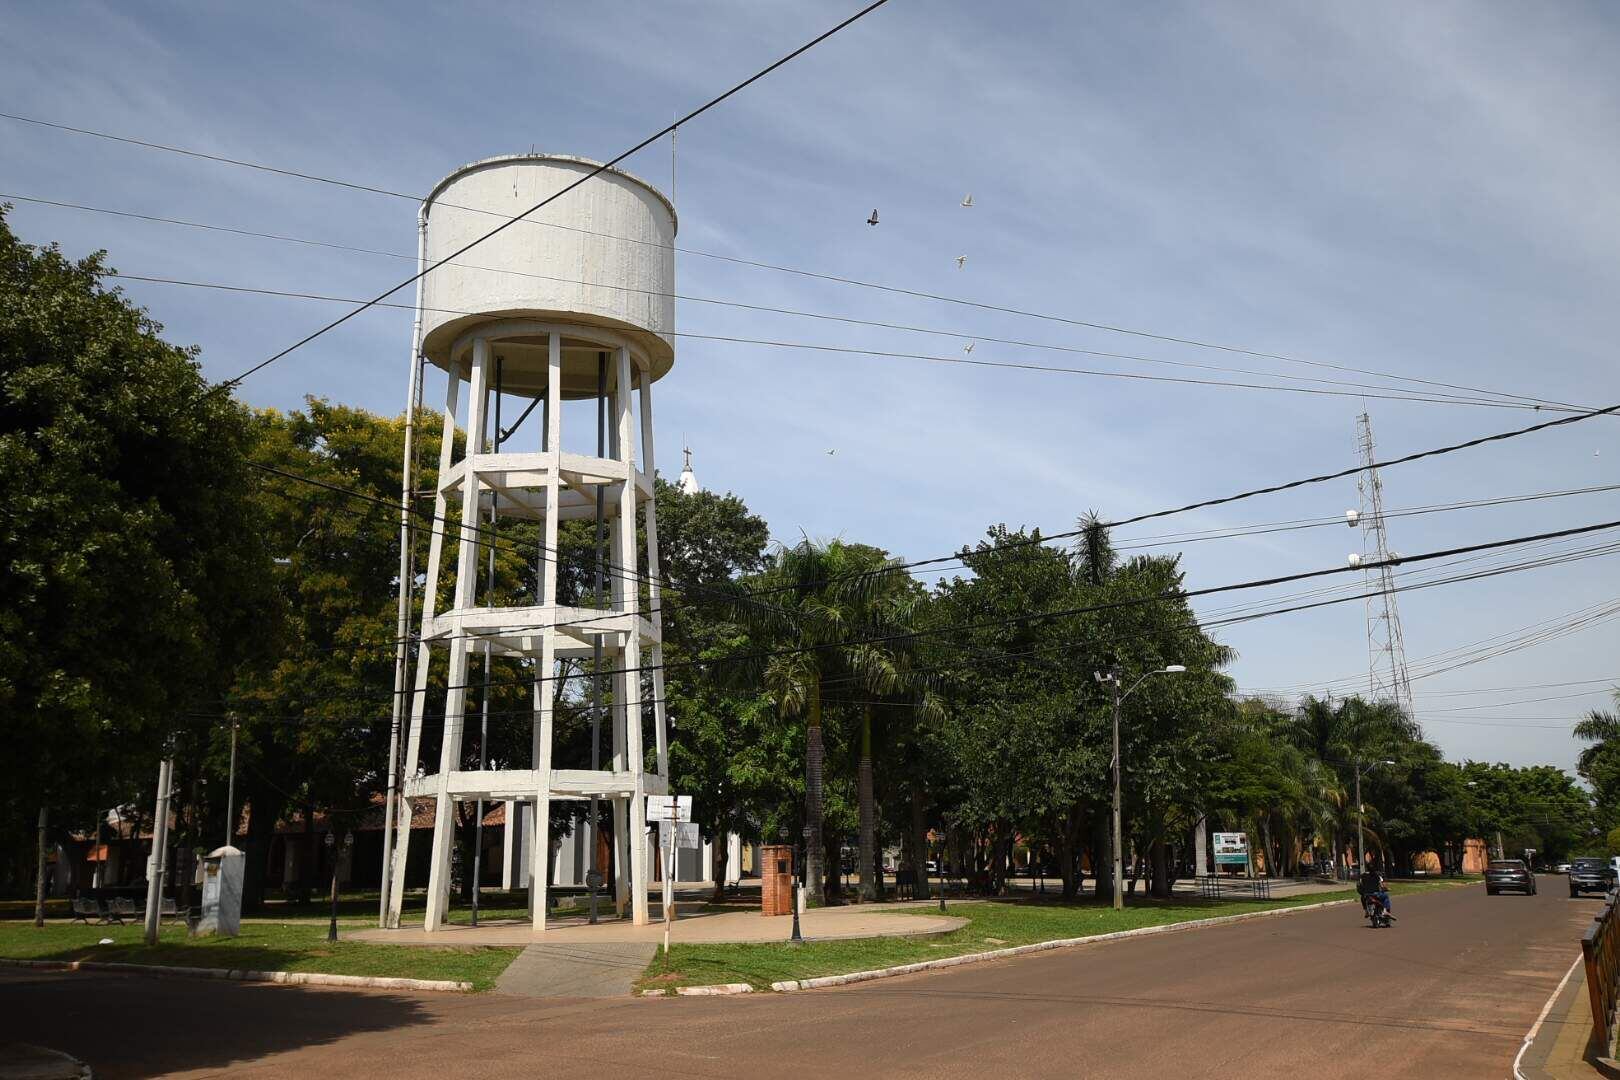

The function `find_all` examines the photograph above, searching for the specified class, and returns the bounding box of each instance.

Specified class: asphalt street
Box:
[1,880,1595,1079]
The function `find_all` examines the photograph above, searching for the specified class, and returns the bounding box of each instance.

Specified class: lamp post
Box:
[791,826,807,945]
[327,830,352,944]
[1094,665,1186,911]
[1352,759,1396,872]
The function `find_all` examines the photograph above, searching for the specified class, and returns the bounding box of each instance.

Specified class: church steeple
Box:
[678,444,700,495]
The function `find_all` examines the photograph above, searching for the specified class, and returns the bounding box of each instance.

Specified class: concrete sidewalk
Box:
[494,942,656,998]
[353,901,964,947]
[1515,957,1620,1079]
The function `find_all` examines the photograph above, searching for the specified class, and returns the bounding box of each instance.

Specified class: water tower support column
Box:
[423,339,491,933]
[616,345,651,926]
[529,331,563,932]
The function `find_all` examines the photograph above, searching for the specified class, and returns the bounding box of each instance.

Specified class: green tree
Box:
[653,476,771,898]
[1576,693,1620,832]
[0,208,277,923]
[728,538,903,902]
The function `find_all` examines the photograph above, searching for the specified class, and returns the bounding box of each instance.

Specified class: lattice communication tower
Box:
[1355,412,1414,719]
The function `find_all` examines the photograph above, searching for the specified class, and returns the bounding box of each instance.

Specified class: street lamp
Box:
[1352,759,1396,873]
[1094,665,1187,911]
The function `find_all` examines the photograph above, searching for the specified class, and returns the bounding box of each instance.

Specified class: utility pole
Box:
[224,718,238,849]
[1096,664,1187,912]
[143,751,175,945]
[1109,669,1125,913]
[1355,763,1364,872]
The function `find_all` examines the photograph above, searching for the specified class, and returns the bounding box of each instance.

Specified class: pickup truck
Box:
[1569,858,1614,898]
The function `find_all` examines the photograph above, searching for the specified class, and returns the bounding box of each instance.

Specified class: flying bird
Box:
[955,255,967,269]
[961,194,973,207]
[963,342,975,354]
[867,209,879,226]
[826,448,837,456]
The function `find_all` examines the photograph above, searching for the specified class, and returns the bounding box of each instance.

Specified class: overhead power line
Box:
[7,192,1578,410]
[104,272,1544,412]
[0,116,1587,414]
[195,0,893,390]
[411,516,1620,697]
[233,369,1620,615]
[190,530,1620,737]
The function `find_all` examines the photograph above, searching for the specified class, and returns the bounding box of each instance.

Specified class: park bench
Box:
[70,896,99,923]
[894,869,915,900]
[107,897,136,923]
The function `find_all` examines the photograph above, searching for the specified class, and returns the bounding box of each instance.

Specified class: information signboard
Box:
[1213,832,1250,866]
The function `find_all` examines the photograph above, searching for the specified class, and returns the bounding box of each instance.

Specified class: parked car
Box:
[1556,862,1573,874]
[1485,859,1537,896]
[1568,858,1615,898]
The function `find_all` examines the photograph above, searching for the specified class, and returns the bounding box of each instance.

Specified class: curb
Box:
[676,982,753,996]
[642,982,754,997]
[769,896,1359,992]
[0,957,471,993]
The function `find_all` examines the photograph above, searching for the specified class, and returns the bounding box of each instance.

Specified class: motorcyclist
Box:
[1357,858,1393,920]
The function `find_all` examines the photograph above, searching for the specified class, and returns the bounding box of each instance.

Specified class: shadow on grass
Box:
[1,965,438,1080]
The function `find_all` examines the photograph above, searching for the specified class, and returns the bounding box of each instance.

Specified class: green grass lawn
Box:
[0,892,523,992]
[636,877,1477,993]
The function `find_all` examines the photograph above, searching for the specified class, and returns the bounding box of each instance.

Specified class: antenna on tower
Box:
[1354,412,1414,720]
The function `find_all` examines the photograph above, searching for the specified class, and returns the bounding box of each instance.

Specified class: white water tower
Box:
[382,155,676,932]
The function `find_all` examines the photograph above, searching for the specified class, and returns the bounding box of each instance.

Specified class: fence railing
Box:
[1582,892,1620,1051]
[1197,876,1272,901]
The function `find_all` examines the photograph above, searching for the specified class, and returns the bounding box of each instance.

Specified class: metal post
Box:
[1355,763,1364,873]
[1111,671,1124,912]
[224,719,238,850]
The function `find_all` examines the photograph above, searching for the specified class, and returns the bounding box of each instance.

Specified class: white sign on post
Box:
[646,795,694,956]
[646,795,692,822]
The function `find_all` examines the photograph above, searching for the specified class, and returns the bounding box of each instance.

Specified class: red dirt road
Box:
[1,881,1592,1078]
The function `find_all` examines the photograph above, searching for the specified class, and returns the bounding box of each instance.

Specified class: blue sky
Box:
[4,0,1617,771]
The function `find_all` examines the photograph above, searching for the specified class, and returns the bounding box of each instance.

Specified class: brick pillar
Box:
[760,844,794,916]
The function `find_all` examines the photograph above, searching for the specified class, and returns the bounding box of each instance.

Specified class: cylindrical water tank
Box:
[420,154,676,397]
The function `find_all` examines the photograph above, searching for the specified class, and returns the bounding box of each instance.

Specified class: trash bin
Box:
[760,844,794,916]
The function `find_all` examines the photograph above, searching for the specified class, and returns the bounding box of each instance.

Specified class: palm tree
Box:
[735,538,904,903]
[1574,693,1620,773]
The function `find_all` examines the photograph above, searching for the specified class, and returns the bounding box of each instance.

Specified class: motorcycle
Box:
[1362,893,1393,929]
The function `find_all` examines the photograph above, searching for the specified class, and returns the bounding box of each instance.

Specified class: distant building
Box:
[678,445,700,496]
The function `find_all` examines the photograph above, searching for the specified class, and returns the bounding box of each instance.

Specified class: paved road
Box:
[0,881,1594,1079]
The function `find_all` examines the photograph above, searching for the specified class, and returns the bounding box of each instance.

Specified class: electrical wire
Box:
[0,116,1585,414]
[103,272,1540,412]
[206,0,893,390]
[7,192,1575,410]
[405,516,1620,698]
